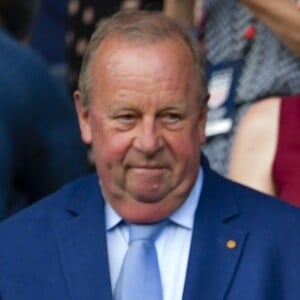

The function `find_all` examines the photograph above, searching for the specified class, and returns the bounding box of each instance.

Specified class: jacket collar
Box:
[55,174,113,300]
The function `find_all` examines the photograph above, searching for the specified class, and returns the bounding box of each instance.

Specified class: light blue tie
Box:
[115,222,166,300]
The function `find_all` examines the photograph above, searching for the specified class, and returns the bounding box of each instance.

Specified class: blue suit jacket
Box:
[0,159,300,299]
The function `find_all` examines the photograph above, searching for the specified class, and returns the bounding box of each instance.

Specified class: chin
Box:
[129,190,167,204]
[122,204,167,224]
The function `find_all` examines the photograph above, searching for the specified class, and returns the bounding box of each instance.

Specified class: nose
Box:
[133,118,164,156]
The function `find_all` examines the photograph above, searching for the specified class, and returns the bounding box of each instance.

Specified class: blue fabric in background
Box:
[30,0,68,65]
[0,27,90,219]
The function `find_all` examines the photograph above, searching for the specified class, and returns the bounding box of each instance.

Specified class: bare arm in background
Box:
[228,98,280,196]
[239,0,300,56]
[164,0,300,56]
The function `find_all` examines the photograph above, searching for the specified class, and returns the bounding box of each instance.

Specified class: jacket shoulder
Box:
[0,173,98,237]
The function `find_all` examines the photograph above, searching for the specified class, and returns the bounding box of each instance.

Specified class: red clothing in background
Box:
[273,95,300,207]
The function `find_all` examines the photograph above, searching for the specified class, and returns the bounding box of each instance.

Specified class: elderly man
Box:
[0,10,300,300]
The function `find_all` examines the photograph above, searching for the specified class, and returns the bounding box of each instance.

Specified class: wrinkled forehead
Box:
[87,35,200,112]
[91,34,197,84]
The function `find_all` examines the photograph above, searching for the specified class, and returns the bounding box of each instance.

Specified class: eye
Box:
[113,112,138,130]
[160,112,182,124]
[117,113,136,122]
[159,111,184,130]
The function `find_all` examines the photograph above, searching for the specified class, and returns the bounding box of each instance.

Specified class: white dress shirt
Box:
[105,168,203,300]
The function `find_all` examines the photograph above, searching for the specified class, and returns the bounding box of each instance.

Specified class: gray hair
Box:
[78,10,208,109]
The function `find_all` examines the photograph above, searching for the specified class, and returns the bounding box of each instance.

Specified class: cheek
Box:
[168,126,202,157]
[91,123,133,165]
[166,132,201,176]
[165,134,193,165]
[91,113,132,168]
[107,134,133,162]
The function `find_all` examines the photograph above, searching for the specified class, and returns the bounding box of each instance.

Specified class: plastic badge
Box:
[205,59,243,136]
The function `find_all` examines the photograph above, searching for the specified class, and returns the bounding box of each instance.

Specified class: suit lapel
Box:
[55,175,113,300]
[183,162,248,300]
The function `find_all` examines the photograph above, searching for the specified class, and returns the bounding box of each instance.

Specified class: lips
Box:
[126,161,168,169]
[132,165,166,169]
[128,166,168,175]
[125,158,170,173]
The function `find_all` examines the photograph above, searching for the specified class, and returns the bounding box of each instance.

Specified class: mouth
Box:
[128,166,168,175]
[128,164,168,169]
[134,165,165,169]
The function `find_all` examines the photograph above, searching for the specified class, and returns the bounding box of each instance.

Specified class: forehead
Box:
[91,34,196,86]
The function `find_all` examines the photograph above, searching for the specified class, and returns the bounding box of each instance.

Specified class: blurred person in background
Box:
[164,0,300,176]
[67,0,163,94]
[229,94,300,208]
[30,0,69,90]
[0,0,90,219]
[67,0,120,97]
[220,1,300,208]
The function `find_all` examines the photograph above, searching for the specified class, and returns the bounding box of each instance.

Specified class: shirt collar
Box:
[104,167,204,231]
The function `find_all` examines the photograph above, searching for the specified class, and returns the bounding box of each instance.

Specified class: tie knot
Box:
[129,220,167,243]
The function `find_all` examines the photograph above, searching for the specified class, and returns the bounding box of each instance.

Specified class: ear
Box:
[198,93,209,144]
[74,90,92,144]
[198,106,208,145]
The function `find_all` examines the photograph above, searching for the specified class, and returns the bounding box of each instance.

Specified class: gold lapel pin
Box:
[226,240,237,249]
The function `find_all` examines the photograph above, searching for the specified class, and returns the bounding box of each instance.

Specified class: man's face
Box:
[75,36,207,223]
